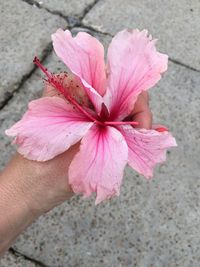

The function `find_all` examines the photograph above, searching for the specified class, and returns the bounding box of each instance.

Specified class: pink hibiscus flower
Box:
[6,29,177,204]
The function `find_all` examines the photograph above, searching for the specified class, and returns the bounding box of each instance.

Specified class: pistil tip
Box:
[33,56,38,63]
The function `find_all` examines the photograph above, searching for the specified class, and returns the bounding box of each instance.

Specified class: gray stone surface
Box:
[35,0,96,18]
[0,53,66,169]
[0,251,38,267]
[0,0,67,107]
[1,28,200,266]
[83,0,200,71]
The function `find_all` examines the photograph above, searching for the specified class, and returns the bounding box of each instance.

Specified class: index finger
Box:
[131,91,152,129]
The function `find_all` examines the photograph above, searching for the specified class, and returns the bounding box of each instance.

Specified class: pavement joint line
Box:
[9,248,49,267]
[77,23,113,37]
[79,0,101,21]
[169,58,200,73]
[0,43,53,111]
[21,0,68,21]
[75,24,200,73]
[24,0,200,74]
[21,0,101,28]
[0,72,36,110]
[0,67,37,110]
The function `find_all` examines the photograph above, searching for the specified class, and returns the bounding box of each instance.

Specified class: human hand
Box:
[23,83,152,216]
[1,81,152,218]
[2,82,152,218]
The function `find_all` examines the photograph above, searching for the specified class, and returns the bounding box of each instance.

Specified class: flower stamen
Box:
[33,57,105,126]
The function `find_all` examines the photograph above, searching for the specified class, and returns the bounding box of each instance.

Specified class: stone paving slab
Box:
[0,251,38,267]
[0,29,200,266]
[83,0,200,71]
[35,0,96,18]
[0,0,67,108]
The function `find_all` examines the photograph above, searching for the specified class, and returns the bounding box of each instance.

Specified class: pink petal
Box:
[104,29,168,120]
[6,97,93,161]
[52,29,106,114]
[68,125,128,204]
[120,125,177,178]
[44,72,93,108]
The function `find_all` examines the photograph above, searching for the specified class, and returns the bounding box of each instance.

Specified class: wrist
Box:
[0,159,39,253]
[12,149,76,214]
[6,153,73,216]
[0,149,75,254]
[1,145,76,219]
[0,155,41,220]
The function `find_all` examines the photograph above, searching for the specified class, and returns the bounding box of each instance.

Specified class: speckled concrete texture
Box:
[0,1,200,266]
[83,0,200,71]
[0,53,65,170]
[34,0,96,18]
[0,251,39,267]
[0,0,66,108]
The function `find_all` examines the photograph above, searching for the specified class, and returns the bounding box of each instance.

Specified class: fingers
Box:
[140,91,149,103]
[132,91,152,129]
[133,110,152,129]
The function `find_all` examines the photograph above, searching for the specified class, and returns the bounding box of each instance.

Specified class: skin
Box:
[0,89,151,255]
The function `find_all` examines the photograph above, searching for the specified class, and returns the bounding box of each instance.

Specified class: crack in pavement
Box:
[79,0,101,21]
[79,23,200,72]
[21,0,101,27]
[9,248,49,267]
[169,58,200,72]
[0,43,52,111]
[76,23,113,37]
[21,0,200,71]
